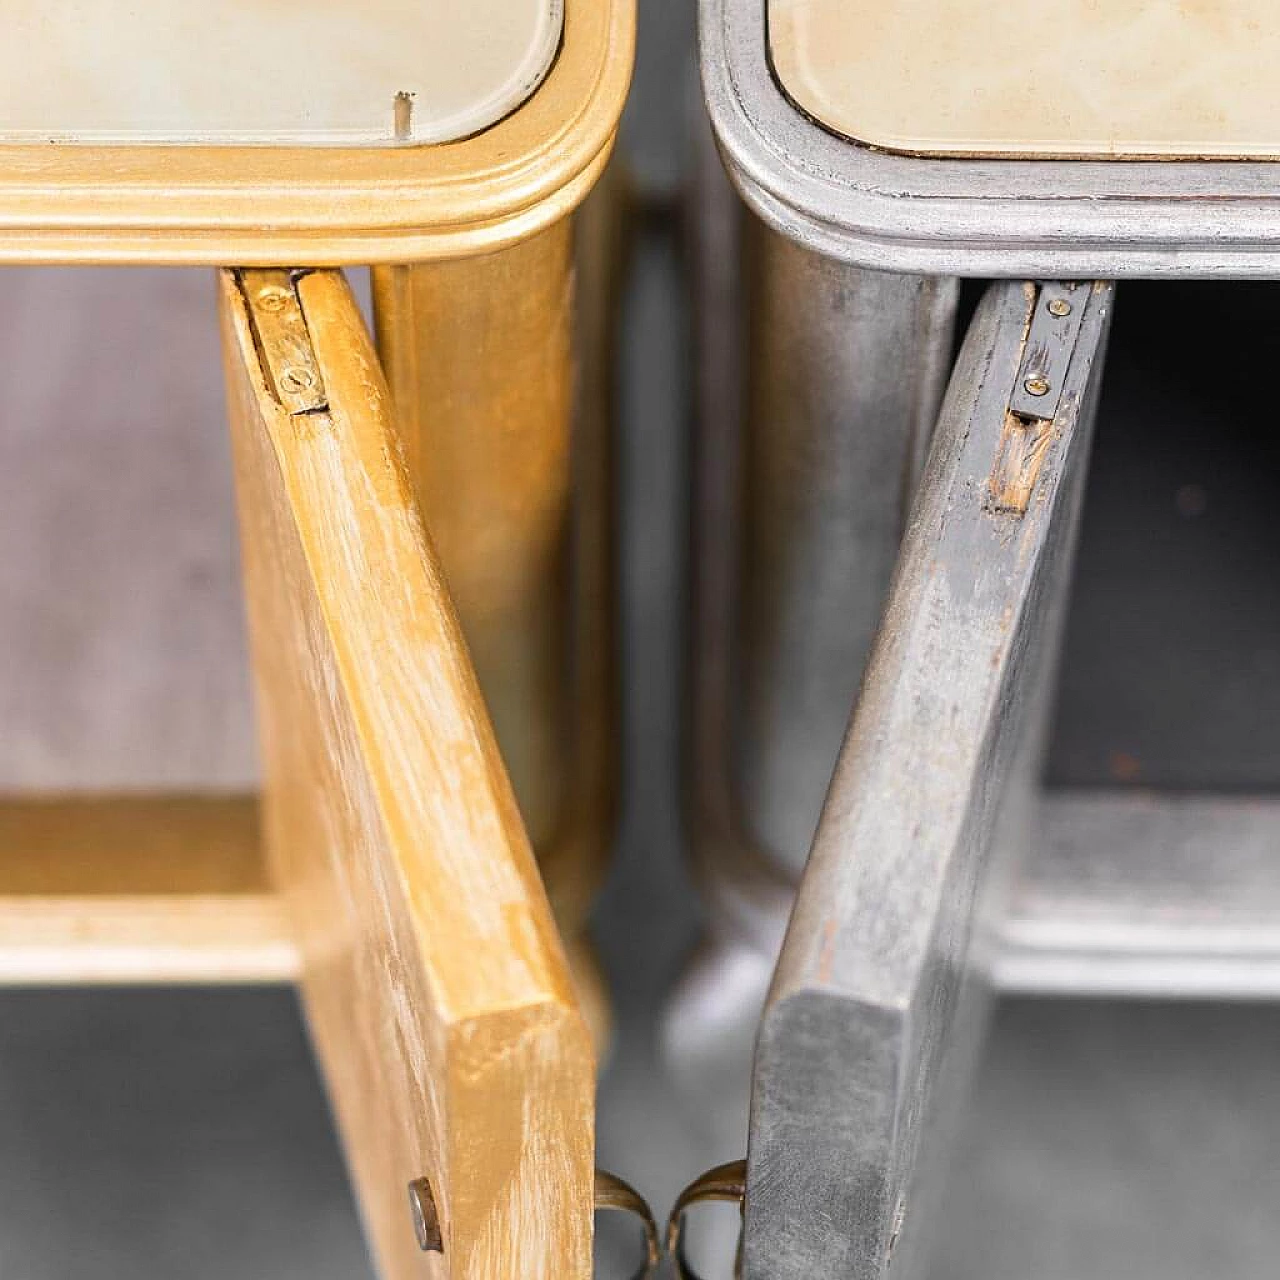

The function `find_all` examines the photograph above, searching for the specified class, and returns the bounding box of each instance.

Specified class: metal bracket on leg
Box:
[666,1161,747,1280]
[594,1169,661,1280]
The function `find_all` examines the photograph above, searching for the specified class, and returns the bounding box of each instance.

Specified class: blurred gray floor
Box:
[3,10,1280,1279]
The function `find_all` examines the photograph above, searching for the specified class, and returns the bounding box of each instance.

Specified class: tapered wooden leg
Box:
[372,226,574,854]
[662,113,957,1224]
[372,199,621,1043]
[222,268,594,1280]
[736,220,959,878]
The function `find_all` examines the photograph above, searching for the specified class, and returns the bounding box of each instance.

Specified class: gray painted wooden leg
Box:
[735,219,958,878]
[744,279,1114,1280]
[662,110,959,1200]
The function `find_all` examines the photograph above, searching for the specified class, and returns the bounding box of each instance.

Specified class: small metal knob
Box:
[407,1177,443,1254]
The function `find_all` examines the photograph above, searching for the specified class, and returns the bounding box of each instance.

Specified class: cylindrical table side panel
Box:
[540,169,626,933]
[372,199,623,1045]
[373,224,575,858]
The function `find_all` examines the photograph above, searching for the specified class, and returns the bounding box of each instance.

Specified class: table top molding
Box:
[0,0,632,264]
[704,0,1280,277]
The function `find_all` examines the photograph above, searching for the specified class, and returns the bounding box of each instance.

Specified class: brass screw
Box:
[1047,297,1072,318]
[256,285,291,313]
[1023,373,1051,397]
[279,365,316,394]
[408,1177,443,1253]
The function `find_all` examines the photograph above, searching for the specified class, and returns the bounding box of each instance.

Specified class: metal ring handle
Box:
[665,1160,746,1280]
[595,1168,661,1279]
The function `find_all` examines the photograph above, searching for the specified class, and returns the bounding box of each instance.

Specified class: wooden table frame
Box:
[0,1,632,266]
[668,100,1280,1280]
[0,4,635,1277]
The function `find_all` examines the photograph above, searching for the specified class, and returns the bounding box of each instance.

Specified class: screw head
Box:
[279,365,316,394]
[408,1177,443,1253]
[1047,297,1072,318]
[255,285,291,313]
[1023,373,1051,397]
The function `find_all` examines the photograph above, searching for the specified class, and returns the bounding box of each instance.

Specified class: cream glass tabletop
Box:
[769,0,1280,159]
[0,0,563,146]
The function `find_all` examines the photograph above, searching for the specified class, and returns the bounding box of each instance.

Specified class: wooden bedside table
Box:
[668,4,1280,1278]
[0,4,635,1277]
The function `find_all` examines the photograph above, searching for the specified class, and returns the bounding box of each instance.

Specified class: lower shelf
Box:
[997,792,1280,1000]
[0,795,296,984]
[2,790,1278,996]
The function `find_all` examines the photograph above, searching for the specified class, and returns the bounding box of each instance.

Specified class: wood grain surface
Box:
[746,281,1113,1280]
[373,193,626,1045]
[0,794,292,984]
[223,267,594,1280]
[372,227,575,857]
